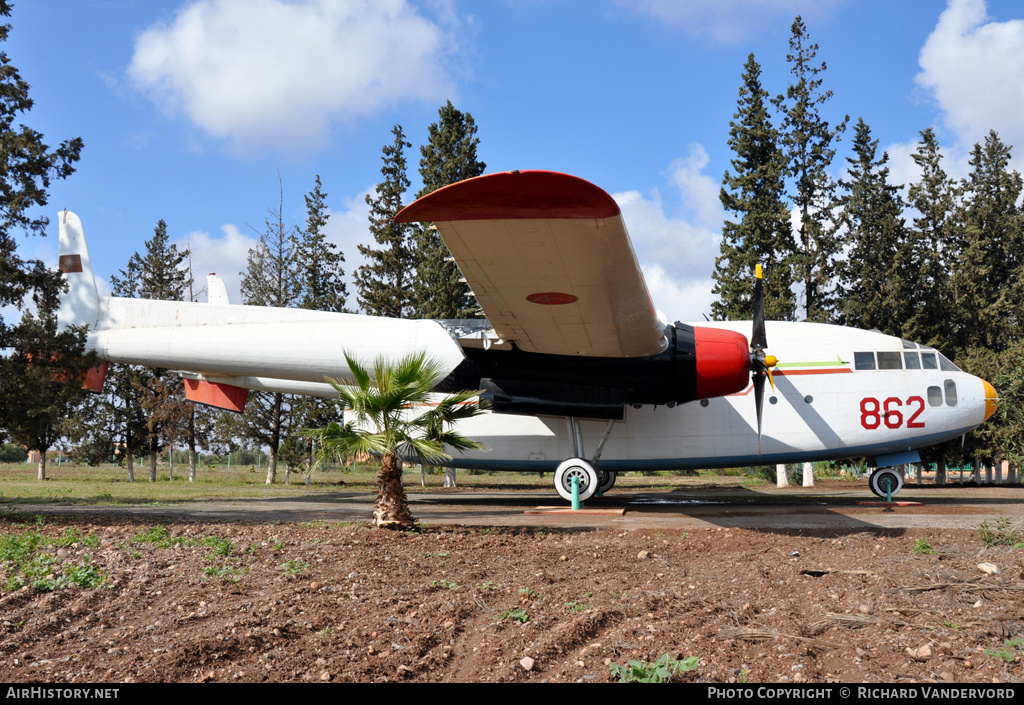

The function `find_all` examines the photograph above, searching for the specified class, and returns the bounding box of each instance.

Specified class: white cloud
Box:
[323,187,373,308]
[916,0,1024,155]
[174,224,259,303]
[641,263,717,323]
[128,0,461,155]
[173,187,375,309]
[623,0,840,43]
[665,143,723,227]
[881,139,925,194]
[612,150,723,321]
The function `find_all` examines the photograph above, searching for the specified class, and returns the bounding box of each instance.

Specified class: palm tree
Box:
[304,352,484,528]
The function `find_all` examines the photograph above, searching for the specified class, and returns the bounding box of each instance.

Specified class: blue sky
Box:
[8,0,1024,322]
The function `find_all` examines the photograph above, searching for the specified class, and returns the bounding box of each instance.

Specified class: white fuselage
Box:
[447,321,988,471]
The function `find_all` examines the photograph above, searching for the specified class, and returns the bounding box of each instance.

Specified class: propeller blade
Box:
[753,367,765,453]
[751,264,766,352]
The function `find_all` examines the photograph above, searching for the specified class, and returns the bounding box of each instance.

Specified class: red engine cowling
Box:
[693,327,750,399]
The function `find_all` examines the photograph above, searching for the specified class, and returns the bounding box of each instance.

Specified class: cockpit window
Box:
[921,352,937,370]
[877,351,902,370]
[854,352,876,370]
[904,352,921,369]
[938,354,961,372]
[902,339,918,349]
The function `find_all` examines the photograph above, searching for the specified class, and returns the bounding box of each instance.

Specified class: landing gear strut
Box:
[868,467,904,499]
[553,418,616,502]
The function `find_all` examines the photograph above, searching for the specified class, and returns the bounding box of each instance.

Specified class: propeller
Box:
[750,264,778,452]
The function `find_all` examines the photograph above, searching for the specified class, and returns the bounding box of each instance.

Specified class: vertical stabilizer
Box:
[207,273,231,305]
[56,210,100,331]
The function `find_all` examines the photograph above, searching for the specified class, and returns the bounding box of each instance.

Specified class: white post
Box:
[802,461,814,487]
[995,461,1004,484]
[444,467,457,488]
[776,463,788,488]
[973,460,981,484]
[936,459,946,486]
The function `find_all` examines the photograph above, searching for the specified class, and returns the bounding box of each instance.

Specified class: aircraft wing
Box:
[395,171,667,358]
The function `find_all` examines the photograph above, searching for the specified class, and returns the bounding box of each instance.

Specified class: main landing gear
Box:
[553,418,617,503]
[868,467,904,499]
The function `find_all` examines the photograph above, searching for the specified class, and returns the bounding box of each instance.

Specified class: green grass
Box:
[978,517,1024,547]
[912,538,935,554]
[0,520,107,592]
[1,460,862,507]
[609,653,699,683]
[984,637,1024,663]
[499,608,530,623]
[279,559,308,575]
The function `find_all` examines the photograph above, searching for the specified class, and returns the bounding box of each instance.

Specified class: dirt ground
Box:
[1,482,1023,683]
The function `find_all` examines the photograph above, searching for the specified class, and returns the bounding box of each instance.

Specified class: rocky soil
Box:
[0,516,1022,683]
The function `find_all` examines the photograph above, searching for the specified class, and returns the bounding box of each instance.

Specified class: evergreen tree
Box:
[68,260,148,480]
[947,131,1023,355]
[772,16,848,322]
[296,175,346,313]
[239,178,301,484]
[0,312,94,480]
[0,0,87,452]
[939,132,1023,468]
[412,101,486,319]
[712,54,795,322]
[124,220,191,481]
[904,128,958,352]
[835,118,910,336]
[291,174,348,475]
[354,126,417,318]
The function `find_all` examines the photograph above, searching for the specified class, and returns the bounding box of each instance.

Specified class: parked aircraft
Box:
[56,171,997,502]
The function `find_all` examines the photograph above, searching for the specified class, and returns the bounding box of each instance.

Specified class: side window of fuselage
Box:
[854,352,876,370]
[944,379,958,406]
[877,352,902,369]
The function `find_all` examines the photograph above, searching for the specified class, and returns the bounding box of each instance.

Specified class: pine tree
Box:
[122,220,192,481]
[835,118,910,336]
[67,260,148,481]
[940,132,1024,468]
[947,131,1023,355]
[239,177,301,484]
[291,175,348,475]
[0,0,87,455]
[0,312,94,480]
[354,126,417,318]
[412,101,486,319]
[296,175,346,313]
[772,16,848,322]
[712,54,795,322]
[904,128,958,352]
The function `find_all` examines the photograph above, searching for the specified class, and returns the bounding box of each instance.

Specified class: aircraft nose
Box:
[983,379,998,421]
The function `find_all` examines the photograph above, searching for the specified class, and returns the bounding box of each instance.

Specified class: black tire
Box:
[869,468,904,499]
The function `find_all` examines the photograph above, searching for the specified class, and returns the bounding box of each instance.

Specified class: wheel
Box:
[597,468,617,495]
[868,468,904,499]
[554,458,598,502]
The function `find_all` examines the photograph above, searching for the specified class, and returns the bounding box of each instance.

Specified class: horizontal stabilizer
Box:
[184,379,249,413]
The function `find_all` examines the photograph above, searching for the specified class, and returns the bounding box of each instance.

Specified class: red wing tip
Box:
[394,170,620,223]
